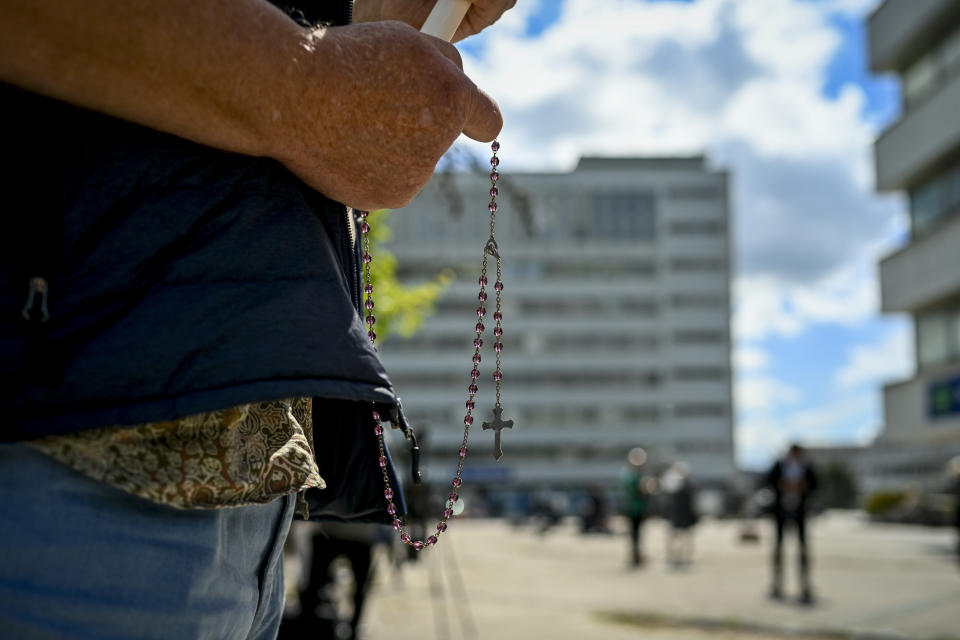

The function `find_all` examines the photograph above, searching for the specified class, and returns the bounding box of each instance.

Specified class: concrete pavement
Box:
[361,512,960,640]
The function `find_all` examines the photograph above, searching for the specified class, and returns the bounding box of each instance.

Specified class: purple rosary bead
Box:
[378,456,387,467]
[452,477,462,488]
[488,202,498,213]
[374,425,383,436]
[490,156,500,167]
[473,353,481,365]
[493,371,503,382]
[371,410,380,421]
[393,520,402,531]
[468,384,478,394]
[471,369,480,379]
[385,488,393,500]
[490,171,499,182]
[438,522,448,532]
[412,540,424,551]
[366,315,376,326]
[360,222,370,234]
[479,276,488,286]
[477,307,486,317]
[465,400,475,410]
[490,187,499,197]
[443,509,453,519]
[495,342,503,352]
[358,210,369,218]
[478,291,488,302]
[459,446,468,457]
[362,253,372,264]
[427,535,438,546]
[449,492,459,503]
[491,141,500,152]
[475,322,485,333]
[364,283,373,295]
[401,533,411,544]
[493,311,502,322]
[494,327,503,337]
[473,338,483,348]
[387,503,396,515]
[365,299,374,310]
[495,281,504,292]
[367,330,376,341]
[464,415,474,426]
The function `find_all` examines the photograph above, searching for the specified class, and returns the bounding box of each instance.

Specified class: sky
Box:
[454,0,913,470]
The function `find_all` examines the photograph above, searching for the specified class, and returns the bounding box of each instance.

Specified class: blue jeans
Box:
[0,444,294,640]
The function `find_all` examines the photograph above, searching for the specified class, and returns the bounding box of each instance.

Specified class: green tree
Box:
[366,209,453,342]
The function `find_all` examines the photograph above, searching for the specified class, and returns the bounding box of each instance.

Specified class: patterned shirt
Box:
[29,397,324,510]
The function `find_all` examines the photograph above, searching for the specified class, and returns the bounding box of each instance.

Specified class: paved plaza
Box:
[361,512,960,640]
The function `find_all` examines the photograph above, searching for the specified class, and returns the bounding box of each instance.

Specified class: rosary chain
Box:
[358,140,503,550]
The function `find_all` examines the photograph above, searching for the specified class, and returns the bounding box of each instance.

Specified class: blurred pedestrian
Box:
[948,456,960,560]
[621,448,651,567]
[765,444,818,604]
[662,461,697,568]
[580,484,611,534]
[278,522,384,640]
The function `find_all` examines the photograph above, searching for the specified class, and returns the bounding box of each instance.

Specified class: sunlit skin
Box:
[0,0,513,210]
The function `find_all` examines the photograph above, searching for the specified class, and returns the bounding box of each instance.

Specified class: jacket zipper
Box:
[343,206,422,484]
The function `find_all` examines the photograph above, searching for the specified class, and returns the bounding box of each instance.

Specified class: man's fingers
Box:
[462,85,502,142]
[425,36,463,70]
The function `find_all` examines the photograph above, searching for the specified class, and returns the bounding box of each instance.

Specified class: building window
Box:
[903,52,939,106]
[668,185,722,200]
[536,259,656,278]
[669,257,727,272]
[585,192,656,240]
[674,367,727,381]
[674,330,726,344]
[909,159,960,235]
[917,309,960,369]
[903,27,960,108]
[673,403,727,418]
[671,293,725,308]
[669,220,724,235]
[622,406,660,422]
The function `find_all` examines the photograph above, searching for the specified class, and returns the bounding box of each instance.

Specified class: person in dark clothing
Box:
[766,444,818,604]
[621,447,651,567]
[0,1,513,637]
[580,484,611,534]
[663,462,697,568]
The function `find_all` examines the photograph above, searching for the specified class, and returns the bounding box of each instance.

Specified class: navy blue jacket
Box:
[0,0,407,522]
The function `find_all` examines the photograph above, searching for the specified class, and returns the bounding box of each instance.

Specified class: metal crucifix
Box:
[482,405,513,461]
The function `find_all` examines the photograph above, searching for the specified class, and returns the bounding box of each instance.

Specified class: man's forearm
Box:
[0,0,502,210]
[0,0,305,161]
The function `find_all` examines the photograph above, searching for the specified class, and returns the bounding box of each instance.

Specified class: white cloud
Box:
[455,0,909,468]
[735,375,803,413]
[733,344,770,372]
[736,391,880,469]
[462,0,906,291]
[819,0,884,18]
[835,322,914,388]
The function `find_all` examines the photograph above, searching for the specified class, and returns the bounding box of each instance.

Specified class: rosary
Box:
[358,139,513,550]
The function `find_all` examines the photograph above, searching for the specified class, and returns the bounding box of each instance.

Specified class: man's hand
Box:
[0,0,502,211]
[272,20,502,209]
[353,0,517,42]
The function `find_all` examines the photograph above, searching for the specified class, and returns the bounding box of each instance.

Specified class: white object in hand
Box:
[420,0,472,42]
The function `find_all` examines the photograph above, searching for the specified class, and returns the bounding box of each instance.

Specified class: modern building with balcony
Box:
[863,0,960,492]
[378,156,735,510]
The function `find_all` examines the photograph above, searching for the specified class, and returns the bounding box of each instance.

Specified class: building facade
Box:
[864,0,960,493]
[378,156,735,510]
